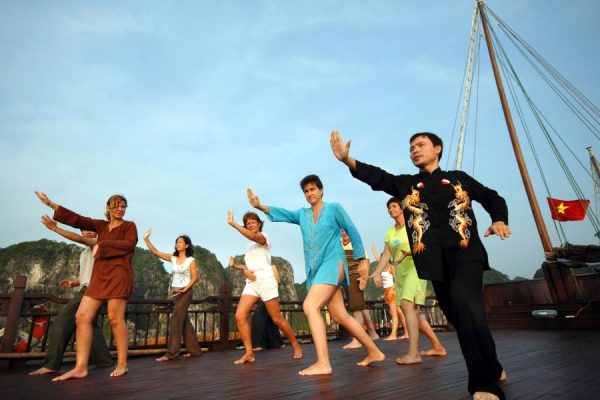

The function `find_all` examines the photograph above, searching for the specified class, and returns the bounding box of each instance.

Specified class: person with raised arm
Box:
[143,230,202,361]
[369,242,409,341]
[29,216,113,376]
[370,197,446,365]
[34,191,137,381]
[339,230,379,349]
[226,210,302,364]
[247,176,384,376]
[330,131,509,400]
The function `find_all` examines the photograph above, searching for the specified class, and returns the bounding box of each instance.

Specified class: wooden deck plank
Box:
[2,330,600,399]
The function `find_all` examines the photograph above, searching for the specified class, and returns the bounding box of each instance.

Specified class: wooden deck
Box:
[2,330,599,399]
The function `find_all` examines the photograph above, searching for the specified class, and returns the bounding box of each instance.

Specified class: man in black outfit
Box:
[330,130,510,400]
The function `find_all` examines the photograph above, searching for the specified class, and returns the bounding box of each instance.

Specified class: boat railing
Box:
[0,275,448,369]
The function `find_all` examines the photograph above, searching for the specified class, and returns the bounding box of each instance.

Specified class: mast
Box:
[588,147,600,221]
[454,7,480,170]
[477,0,554,254]
[587,147,600,179]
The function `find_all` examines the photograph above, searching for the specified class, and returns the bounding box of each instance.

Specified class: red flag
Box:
[547,197,590,221]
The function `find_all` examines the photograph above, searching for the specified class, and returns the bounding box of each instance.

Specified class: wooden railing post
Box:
[542,260,570,302]
[0,276,28,369]
[215,283,231,350]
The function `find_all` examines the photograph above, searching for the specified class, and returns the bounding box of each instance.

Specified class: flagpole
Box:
[478,0,554,255]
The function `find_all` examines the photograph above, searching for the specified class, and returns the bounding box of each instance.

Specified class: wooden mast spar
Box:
[477,0,554,256]
[475,0,587,302]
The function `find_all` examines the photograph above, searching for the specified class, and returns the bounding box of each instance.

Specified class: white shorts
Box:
[241,276,279,302]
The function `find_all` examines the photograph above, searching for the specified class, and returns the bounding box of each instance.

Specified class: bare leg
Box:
[342,310,364,349]
[343,308,378,348]
[473,392,500,400]
[234,295,258,364]
[52,296,103,381]
[327,289,384,367]
[384,303,399,340]
[299,284,338,375]
[107,298,129,377]
[29,367,56,375]
[396,301,421,365]
[499,370,507,382]
[361,309,379,340]
[264,298,302,359]
[397,304,409,340]
[417,309,446,357]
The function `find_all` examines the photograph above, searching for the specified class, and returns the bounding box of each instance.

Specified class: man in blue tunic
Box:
[330,130,509,400]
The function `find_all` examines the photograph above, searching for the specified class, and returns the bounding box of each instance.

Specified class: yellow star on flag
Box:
[556,202,569,214]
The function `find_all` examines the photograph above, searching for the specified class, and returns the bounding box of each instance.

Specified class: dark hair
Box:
[386,197,402,208]
[173,235,194,257]
[409,132,443,160]
[243,212,264,231]
[300,174,323,190]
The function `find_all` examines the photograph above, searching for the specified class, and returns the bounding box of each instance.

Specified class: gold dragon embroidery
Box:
[448,182,472,248]
[402,187,430,254]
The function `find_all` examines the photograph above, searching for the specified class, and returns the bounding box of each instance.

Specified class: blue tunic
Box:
[266,202,365,290]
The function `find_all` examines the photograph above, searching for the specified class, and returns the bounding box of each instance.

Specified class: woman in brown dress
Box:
[35,191,138,380]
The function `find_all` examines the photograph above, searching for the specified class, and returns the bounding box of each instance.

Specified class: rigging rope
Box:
[484,5,600,137]
[471,32,482,177]
[454,6,481,171]
[482,6,600,241]
[446,6,479,171]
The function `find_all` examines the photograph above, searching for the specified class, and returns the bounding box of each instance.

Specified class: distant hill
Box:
[0,240,295,301]
[1,239,525,302]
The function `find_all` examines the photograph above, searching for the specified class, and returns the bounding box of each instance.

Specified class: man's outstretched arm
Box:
[330,130,357,171]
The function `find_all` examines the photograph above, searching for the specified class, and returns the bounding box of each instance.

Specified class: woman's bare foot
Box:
[370,333,380,341]
[298,362,332,376]
[395,354,422,365]
[498,370,507,382]
[110,365,128,377]
[342,339,362,349]
[473,392,499,400]
[156,355,173,362]
[398,334,409,340]
[233,354,255,365]
[292,344,303,359]
[384,335,397,341]
[29,367,56,376]
[52,367,88,381]
[357,349,385,366]
[419,347,447,357]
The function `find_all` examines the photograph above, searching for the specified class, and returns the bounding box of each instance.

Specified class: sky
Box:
[1,0,599,283]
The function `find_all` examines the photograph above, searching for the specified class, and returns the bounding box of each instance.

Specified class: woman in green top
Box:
[371,197,446,364]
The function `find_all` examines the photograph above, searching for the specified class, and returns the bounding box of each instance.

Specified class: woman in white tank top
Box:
[226,210,302,365]
[143,229,202,361]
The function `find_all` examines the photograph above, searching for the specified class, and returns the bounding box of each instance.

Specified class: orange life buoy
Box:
[13,339,28,353]
[30,304,49,346]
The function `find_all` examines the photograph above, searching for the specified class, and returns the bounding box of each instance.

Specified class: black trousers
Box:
[432,259,505,400]
[251,300,283,349]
